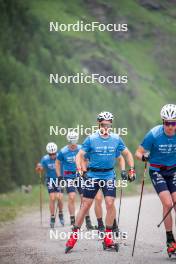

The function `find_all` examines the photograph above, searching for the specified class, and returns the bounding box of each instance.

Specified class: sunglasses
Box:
[49,153,56,156]
[100,123,112,128]
[164,121,176,127]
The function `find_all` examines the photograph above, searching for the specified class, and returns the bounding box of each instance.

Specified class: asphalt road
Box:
[0,193,175,264]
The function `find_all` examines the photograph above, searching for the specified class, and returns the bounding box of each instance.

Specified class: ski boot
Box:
[167,241,176,258]
[59,212,64,226]
[98,225,105,239]
[65,228,79,254]
[50,216,55,228]
[85,216,95,230]
[70,216,75,226]
[112,226,120,239]
[102,229,119,252]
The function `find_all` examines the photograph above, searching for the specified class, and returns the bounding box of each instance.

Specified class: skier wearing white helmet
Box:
[65,111,135,253]
[135,104,176,256]
[56,132,94,229]
[36,142,64,228]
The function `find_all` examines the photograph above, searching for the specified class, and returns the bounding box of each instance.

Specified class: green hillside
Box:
[0,0,176,191]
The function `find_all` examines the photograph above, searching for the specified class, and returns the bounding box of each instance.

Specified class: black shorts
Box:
[149,168,176,194]
[82,177,116,199]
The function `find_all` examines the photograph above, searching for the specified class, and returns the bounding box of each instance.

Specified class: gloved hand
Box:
[121,170,128,180]
[142,153,150,162]
[128,167,136,182]
[76,169,87,178]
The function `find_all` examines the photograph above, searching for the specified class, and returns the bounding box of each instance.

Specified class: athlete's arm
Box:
[55,159,61,177]
[135,146,145,161]
[117,155,125,171]
[135,146,150,162]
[76,149,86,171]
[81,157,88,172]
[121,148,134,168]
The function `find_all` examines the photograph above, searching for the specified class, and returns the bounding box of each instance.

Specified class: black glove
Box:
[121,170,128,180]
[76,170,87,178]
[142,153,150,162]
[128,167,136,182]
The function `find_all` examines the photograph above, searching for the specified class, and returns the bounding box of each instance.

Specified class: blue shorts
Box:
[64,177,83,195]
[149,168,176,194]
[82,177,116,199]
[46,178,63,194]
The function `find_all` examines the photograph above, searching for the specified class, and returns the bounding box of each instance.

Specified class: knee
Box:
[163,201,172,210]
[95,195,103,205]
[50,195,55,202]
[69,194,75,202]
[106,199,114,210]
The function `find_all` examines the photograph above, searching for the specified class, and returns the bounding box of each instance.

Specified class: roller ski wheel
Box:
[65,246,72,254]
[102,241,119,252]
[50,216,55,228]
[167,242,176,258]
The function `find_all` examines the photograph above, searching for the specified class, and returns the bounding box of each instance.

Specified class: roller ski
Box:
[65,228,78,254]
[50,216,55,228]
[102,229,119,252]
[59,213,64,226]
[167,242,176,258]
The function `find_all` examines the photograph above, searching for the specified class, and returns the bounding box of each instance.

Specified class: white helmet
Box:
[97,111,114,122]
[67,131,79,144]
[160,104,176,120]
[46,142,57,154]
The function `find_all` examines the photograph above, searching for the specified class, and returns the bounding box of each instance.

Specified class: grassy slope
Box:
[0,0,176,207]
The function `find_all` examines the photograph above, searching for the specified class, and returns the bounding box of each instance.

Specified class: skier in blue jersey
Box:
[83,152,127,235]
[36,142,64,228]
[135,104,176,255]
[56,132,94,229]
[65,111,136,253]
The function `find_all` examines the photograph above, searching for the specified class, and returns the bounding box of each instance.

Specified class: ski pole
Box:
[132,162,147,257]
[117,187,123,228]
[39,171,43,225]
[157,201,176,228]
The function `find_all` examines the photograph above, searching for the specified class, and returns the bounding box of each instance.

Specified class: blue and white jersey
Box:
[81,131,126,179]
[141,125,176,170]
[40,153,59,179]
[57,145,82,178]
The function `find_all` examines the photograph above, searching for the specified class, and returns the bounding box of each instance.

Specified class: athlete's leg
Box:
[105,196,116,226]
[68,192,76,216]
[75,197,94,227]
[95,190,103,218]
[49,192,55,216]
[56,192,64,212]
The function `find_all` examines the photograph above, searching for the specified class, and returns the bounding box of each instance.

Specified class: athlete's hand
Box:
[76,169,86,178]
[142,153,150,162]
[128,167,136,182]
[35,163,43,174]
[121,170,128,180]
